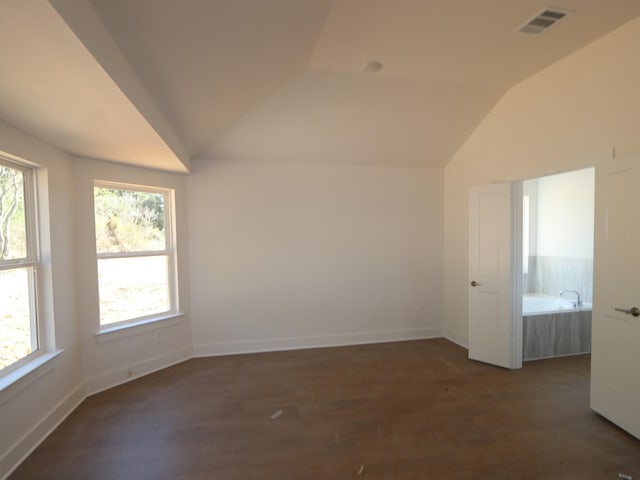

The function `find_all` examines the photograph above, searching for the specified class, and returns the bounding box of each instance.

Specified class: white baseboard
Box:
[193,327,442,357]
[444,329,468,349]
[0,383,85,480]
[84,346,193,396]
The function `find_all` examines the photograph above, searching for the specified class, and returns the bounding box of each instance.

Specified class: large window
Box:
[0,158,39,374]
[93,182,177,327]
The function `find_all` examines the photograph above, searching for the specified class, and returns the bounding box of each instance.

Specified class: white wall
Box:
[444,17,640,346]
[74,159,193,394]
[0,141,443,478]
[0,129,194,478]
[188,160,443,354]
[0,122,83,476]
[536,168,594,259]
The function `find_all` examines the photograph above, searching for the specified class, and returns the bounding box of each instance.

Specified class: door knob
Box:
[470,281,482,287]
[614,306,640,317]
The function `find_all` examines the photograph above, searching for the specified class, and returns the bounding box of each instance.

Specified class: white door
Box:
[468,183,522,369]
[591,154,640,439]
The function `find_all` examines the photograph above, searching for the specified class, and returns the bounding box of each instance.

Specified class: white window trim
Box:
[0,350,63,406]
[0,154,60,392]
[93,180,180,335]
[95,312,184,344]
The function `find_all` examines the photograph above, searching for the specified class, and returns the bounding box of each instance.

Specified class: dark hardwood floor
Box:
[9,339,640,479]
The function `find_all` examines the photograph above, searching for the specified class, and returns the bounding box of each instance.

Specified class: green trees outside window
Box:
[0,161,38,372]
[94,184,176,326]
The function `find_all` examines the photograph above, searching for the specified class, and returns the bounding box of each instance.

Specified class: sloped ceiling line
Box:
[50,0,191,172]
[2,1,640,171]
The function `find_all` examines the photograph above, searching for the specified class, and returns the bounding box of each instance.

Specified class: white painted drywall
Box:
[536,168,594,260]
[443,17,640,346]
[74,159,193,394]
[0,130,194,478]
[0,121,83,476]
[188,160,443,355]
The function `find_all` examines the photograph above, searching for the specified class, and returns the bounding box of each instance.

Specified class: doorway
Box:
[521,167,595,362]
[468,159,639,438]
[468,168,595,370]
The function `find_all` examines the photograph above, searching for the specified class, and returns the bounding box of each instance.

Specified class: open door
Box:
[468,182,522,369]
[591,154,640,439]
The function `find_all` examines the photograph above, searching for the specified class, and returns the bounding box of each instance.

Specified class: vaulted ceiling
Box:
[1,0,640,172]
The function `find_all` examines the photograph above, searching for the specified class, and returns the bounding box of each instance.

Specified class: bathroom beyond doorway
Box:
[522,168,595,362]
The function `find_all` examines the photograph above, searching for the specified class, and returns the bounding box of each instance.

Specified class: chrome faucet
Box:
[560,289,582,308]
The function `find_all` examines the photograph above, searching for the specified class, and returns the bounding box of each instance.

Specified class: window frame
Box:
[93,180,179,331]
[0,156,42,378]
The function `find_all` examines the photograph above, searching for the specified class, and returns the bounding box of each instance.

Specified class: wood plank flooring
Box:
[9,339,640,479]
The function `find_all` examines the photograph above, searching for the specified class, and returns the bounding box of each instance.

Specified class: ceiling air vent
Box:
[517,7,571,34]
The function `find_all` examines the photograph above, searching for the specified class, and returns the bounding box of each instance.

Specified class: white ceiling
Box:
[206,70,503,166]
[1,0,640,171]
[310,0,640,88]
[86,0,332,157]
[0,0,188,172]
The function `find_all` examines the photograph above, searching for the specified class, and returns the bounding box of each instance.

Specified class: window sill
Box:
[0,350,64,406]
[95,313,184,344]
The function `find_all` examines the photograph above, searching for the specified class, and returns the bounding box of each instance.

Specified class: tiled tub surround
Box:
[524,256,593,303]
[522,294,592,361]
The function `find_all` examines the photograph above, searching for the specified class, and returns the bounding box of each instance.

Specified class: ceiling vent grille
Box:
[517,7,571,34]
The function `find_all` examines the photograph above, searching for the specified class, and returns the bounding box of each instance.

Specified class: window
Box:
[0,158,39,375]
[93,182,178,328]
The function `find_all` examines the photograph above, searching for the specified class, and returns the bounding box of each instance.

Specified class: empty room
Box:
[1,1,639,478]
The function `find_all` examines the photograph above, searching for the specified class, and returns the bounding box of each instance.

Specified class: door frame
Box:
[509,181,524,369]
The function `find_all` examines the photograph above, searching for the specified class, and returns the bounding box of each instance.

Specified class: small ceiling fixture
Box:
[516,7,571,34]
[363,60,383,73]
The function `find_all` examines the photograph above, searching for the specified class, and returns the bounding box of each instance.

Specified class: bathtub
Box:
[522,294,592,360]
[523,294,592,316]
